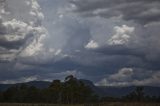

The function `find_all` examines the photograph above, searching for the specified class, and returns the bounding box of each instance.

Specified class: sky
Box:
[0,0,160,86]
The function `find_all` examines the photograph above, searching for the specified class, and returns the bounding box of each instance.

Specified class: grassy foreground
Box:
[0,103,159,106]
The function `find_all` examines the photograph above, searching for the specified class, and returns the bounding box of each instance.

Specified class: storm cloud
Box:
[71,0,160,25]
[0,0,47,62]
[69,0,160,86]
[0,0,159,86]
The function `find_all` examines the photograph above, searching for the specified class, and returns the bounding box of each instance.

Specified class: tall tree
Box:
[49,80,63,103]
[124,87,145,102]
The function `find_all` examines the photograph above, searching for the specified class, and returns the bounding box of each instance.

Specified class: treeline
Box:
[101,87,160,103]
[0,75,159,104]
[0,75,98,104]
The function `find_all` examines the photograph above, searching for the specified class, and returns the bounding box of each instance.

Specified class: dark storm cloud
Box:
[71,0,160,25]
[0,34,34,49]
[69,0,160,82]
[95,45,144,58]
[63,24,91,53]
[0,0,159,86]
[0,0,47,62]
[93,45,160,71]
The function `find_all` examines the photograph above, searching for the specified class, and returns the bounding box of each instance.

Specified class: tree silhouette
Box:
[1,76,158,103]
[124,87,145,102]
[49,80,63,103]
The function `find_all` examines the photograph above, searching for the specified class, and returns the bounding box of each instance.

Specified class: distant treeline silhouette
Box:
[0,75,159,103]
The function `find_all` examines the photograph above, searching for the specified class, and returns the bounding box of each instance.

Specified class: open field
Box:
[0,103,159,106]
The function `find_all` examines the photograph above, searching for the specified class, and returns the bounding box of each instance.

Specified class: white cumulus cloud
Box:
[108,25,135,45]
[85,40,99,49]
[109,68,134,81]
[0,0,47,61]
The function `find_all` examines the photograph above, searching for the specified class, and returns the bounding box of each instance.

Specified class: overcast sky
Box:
[0,0,160,86]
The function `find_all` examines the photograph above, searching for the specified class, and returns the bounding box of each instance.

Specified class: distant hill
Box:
[98,86,160,97]
[0,80,160,97]
[80,79,160,97]
[0,81,51,91]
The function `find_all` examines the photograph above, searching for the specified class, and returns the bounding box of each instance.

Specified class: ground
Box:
[0,103,159,106]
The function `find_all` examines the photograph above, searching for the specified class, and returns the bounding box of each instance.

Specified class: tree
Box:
[27,86,40,103]
[63,75,78,104]
[1,75,98,104]
[62,75,95,104]
[0,91,3,102]
[124,87,145,102]
[3,86,18,102]
[49,80,63,103]
[135,87,145,102]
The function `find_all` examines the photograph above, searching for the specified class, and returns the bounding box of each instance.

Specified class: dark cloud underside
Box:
[0,0,159,86]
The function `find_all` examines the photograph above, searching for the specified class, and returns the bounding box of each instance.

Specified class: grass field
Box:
[0,103,159,106]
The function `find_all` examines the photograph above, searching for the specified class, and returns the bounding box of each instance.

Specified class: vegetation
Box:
[0,75,98,104]
[0,75,159,105]
[0,103,159,106]
[101,87,160,103]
